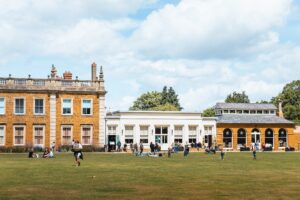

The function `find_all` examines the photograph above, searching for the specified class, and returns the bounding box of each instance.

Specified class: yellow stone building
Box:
[0,63,106,150]
[215,103,299,151]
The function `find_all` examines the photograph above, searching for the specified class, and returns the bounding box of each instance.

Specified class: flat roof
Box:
[215,103,277,110]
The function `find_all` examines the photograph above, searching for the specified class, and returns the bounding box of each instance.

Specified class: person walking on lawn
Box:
[72,140,83,166]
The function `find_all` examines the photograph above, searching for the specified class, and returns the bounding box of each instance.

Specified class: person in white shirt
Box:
[72,140,83,166]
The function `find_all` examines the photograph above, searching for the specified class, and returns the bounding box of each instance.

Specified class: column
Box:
[99,96,105,147]
[49,94,56,148]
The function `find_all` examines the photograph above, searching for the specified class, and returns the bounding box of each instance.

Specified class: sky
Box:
[0,0,300,111]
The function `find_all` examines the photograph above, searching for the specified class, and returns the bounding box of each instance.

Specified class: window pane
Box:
[35,99,44,114]
[15,99,24,114]
[0,98,4,114]
[62,99,72,114]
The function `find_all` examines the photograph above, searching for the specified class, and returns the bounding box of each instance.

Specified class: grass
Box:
[0,152,300,200]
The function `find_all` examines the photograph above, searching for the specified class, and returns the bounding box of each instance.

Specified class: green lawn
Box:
[0,152,299,200]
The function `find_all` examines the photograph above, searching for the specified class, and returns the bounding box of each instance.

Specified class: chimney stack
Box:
[91,62,97,81]
[278,99,284,118]
[63,71,73,80]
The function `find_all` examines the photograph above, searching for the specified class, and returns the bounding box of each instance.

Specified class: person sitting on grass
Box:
[48,149,54,158]
[43,148,50,158]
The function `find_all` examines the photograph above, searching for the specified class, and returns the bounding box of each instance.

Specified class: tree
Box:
[256,100,270,104]
[271,80,300,124]
[202,107,215,117]
[225,91,250,103]
[129,91,162,111]
[129,86,183,111]
[152,103,179,111]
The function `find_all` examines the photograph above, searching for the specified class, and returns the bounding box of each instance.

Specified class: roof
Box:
[215,103,277,110]
[217,115,294,124]
[107,111,202,115]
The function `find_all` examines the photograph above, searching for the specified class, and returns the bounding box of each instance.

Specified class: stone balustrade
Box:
[0,77,105,94]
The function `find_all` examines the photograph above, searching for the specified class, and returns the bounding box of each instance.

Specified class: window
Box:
[257,110,263,114]
[0,98,5,114]
[230,110,236,114]
[250,110,256,114]
[140,126,149,144]
[0,126,5,145]
[33,126,44,146]
[263,110,269,114]
[237,110,242,114]
[15,98,25,114]
[82,99,92,115]
[62,99,72,115]
[34,99,44,114]
[223,129,232,148]
[223,110,228,114]
[81,126,92,145]
[188,126,197,144]
[155,126,168,144]
[125,126,134,144]
[61,126,72,145]
[278,128,287,147]
[243,110,249,114]
[265,128,274,147]
[14,126,25,145]
[270,110,275,114]
[174,126,183,144]
[237,128,247,148]
[108,126,117,135]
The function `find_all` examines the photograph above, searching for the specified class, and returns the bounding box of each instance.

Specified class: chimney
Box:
[63,71,73,80]
[278,99,284,118]
[91,62,97,81]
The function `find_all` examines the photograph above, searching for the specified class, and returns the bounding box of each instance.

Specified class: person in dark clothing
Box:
[140,143,144,155]
[150,142,155,153]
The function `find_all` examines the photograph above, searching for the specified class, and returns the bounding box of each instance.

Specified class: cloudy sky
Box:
[0,0,300,111]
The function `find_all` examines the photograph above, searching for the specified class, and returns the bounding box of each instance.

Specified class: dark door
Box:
[108,135,116,151]
[208,135,212,147]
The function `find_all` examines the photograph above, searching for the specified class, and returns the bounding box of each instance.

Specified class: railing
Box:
[0,77,104,92]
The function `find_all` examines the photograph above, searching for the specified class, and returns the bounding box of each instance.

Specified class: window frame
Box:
[61,98,73,115]
[0,125,6,146]
[13,125,26,146]
[81,125,93,145]
[81,99,93,116]
[14,97,26,115]
[33,98,45,115]
[0,97,5,115]
[61,125,73,145]
[33,125,45,147]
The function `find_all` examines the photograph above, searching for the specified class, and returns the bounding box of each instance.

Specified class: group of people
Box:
[28,147,54,158]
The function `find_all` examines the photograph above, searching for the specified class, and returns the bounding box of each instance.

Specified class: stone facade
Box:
[0,63,106,149]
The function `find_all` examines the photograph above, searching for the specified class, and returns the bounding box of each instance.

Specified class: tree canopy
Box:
[271,80,300,124]
[202,107,215,117]
[225,91,250,103]
[129,86,182,111]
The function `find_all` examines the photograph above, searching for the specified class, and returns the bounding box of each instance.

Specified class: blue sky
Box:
[0,0,300,111]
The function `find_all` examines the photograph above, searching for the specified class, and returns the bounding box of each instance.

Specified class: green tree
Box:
[271,80,300,124]
[225,91,250,103]
[202,107,215,117]
[129,86,183,111]
[129,91,162,111]
[167,87,182,110]
[256,100,270,104]
[152,103,179,111]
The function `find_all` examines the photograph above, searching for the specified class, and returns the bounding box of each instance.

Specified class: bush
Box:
[11,146,27,153]
[59,145,72,152]
[0,147,12,153]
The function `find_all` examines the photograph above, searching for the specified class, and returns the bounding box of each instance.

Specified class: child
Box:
[252,146,257,160]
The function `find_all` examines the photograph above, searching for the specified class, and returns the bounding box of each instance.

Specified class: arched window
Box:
[278,128,287,147]
[265,128,274,148]
[237,128,247,148]
[223,129,232,148]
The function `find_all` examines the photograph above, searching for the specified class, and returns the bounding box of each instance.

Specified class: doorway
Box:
[251,128,260,149]
[108,135,116,151]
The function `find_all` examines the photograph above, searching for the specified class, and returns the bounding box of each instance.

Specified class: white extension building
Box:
[105,111,216,150]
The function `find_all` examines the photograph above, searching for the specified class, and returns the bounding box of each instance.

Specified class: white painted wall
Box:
[106,111,216,150]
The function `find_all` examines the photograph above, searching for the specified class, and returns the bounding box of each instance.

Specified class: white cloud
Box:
[130,0,291,59]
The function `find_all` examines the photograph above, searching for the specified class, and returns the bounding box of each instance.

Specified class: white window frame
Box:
[33,125,45,147]
[81,99,93,116]
[61,98,73,115]
[33,98,45,115]
[0,125,6,146]
[0,97,5,115]
[13,125,26,146]
[14,97,26,115]
[81,125,93,145]
[61,125,73,145]
[108,125,117,135]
